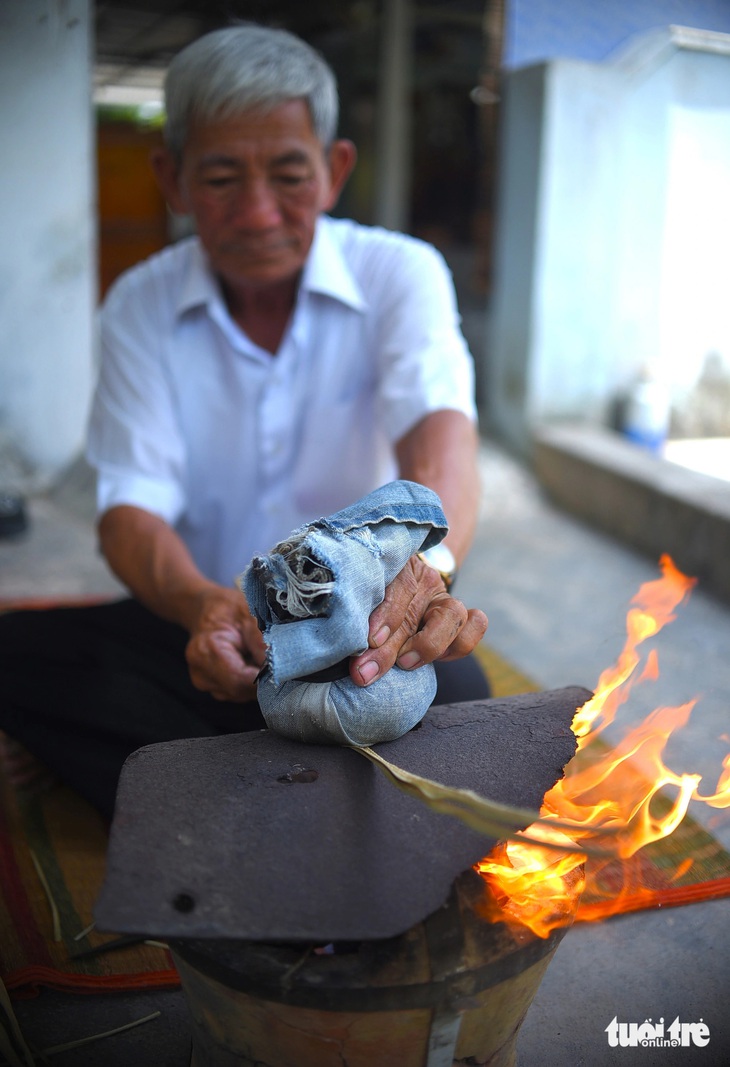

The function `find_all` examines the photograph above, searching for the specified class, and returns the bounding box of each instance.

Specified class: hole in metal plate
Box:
[172,892,196,913]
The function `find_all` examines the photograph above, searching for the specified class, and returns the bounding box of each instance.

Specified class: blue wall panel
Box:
[505,0,730,68]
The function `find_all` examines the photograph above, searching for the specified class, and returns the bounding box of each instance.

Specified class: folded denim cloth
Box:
[241,480,448,746]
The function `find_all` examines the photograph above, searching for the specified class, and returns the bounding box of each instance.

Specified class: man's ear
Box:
[323,139,357,212]
[150,146,189,215]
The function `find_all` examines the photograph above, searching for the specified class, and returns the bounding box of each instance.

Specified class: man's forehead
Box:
[184,99,323,155]
[195,146,315,169]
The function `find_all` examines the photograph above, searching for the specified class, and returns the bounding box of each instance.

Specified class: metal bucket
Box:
[171,867,581,1067]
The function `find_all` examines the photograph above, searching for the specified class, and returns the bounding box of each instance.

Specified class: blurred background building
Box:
[2,0,730,494]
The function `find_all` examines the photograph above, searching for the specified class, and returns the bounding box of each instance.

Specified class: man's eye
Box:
[204,176,235,188]
[274,173,307,186]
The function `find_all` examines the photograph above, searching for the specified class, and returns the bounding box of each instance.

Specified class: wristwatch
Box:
[417,543,457,592]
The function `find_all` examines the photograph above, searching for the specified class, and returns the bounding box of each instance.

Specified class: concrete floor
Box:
[2,439,729,1066]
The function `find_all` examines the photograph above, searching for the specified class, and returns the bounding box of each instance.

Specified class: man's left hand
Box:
[349,554,488,687]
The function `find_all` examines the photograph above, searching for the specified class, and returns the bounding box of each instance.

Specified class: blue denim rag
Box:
[241,480,448,746]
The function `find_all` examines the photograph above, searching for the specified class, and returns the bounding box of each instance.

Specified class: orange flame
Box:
[475,555,730,938]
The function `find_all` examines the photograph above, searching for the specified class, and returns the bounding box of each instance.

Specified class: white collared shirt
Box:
[87,216,477,585]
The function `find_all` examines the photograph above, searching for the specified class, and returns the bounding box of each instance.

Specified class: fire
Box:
[475,555,730,938]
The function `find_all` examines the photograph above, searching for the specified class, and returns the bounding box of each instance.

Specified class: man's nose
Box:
[229,180,282,229]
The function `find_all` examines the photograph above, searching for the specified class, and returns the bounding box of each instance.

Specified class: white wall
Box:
[658,68,730,392]
[0,0,95,490]
[486,28,730,453]
[531,60,624,423]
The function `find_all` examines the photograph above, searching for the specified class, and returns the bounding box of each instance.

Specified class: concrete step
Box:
[533,423,730,605]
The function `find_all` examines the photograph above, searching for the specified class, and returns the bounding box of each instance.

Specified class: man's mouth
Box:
[221,240,294,257]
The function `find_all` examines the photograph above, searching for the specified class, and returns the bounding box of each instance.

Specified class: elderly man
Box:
[0,23,488,818]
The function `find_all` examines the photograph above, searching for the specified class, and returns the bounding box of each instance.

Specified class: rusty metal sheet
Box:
[95,688,587,942]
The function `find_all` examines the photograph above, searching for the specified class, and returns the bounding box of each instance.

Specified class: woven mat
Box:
[0,770,179,997]
[1,600,728,996]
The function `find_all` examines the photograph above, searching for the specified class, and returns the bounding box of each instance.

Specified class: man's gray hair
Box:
[163,24,339,160]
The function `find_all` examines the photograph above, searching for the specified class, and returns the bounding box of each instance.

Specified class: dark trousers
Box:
[0,599,490,819]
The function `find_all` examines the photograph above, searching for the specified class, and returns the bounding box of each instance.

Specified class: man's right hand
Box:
[185,586,267,703]
[98,505,267,704]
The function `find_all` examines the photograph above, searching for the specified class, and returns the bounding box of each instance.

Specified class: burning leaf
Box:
[695,754,730,808]
[476,555,730,939]
[355,746,611,855]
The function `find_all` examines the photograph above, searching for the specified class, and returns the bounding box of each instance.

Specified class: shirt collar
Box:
[300,217,367,312]
[175,238,224,317]
[173,218,368,319]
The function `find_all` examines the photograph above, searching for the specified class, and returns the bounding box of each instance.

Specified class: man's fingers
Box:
[352,591,487,687]
[395,603,488,670]
[351,577,438,686]
[189,664,259,703]
[403,606,488,665]
[349,596,457,685]
[351,552,489,688]
[366,561,435,647]
[186,630,261,702]
[392,594,468,668]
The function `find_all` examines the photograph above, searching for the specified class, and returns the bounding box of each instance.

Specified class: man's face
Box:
[170,100,352,290]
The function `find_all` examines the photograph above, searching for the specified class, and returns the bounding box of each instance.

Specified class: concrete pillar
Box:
[374,0,413,231]
[0,0,95,490]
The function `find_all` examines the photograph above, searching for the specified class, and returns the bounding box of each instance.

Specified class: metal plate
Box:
[95,688,587,942]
